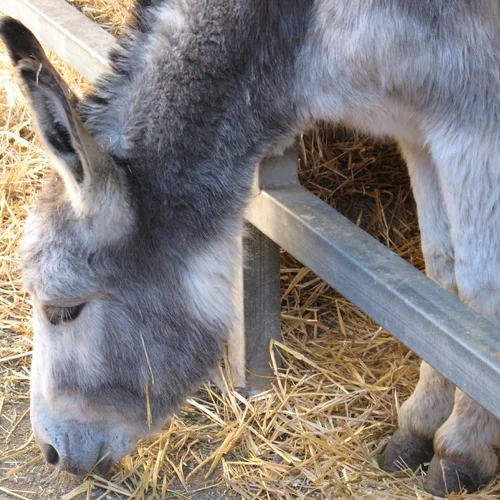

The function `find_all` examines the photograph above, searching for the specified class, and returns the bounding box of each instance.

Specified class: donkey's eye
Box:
[43,304,85,326]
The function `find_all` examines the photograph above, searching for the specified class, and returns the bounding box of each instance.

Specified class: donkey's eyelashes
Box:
[43,303,86,326]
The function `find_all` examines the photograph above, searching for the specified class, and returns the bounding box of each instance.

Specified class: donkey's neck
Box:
[80,0,311,239]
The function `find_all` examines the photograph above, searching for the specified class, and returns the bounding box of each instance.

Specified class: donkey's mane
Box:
[78,0,170,156]
[77,0,312,243]
[79,0,311,159]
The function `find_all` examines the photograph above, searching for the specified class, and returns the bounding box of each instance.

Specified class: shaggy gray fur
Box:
[0,1,499,494]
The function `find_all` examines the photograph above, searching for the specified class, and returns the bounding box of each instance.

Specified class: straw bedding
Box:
[0,1,499,498]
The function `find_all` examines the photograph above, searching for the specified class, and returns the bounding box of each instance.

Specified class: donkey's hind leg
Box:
[383,141,456,471]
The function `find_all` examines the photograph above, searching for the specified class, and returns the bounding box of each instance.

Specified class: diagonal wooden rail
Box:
[2,0,500,417]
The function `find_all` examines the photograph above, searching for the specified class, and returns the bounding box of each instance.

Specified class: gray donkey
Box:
[1,0,499,496]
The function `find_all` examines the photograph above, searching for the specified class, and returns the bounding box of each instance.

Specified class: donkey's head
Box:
[1,18,234,475]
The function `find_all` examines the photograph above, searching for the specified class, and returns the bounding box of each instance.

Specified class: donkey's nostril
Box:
[42,444,60,466]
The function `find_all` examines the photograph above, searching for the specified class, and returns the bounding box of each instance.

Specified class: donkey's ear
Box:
[1,18,133,241]
[0,18,111,206]
[0,17,47,64]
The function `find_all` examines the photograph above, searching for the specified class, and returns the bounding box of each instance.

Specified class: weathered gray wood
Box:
[246,185,500,418]
[2,0,500,417]
[254,146,299,188]
[240,147,299,392]
[243,223,282,392]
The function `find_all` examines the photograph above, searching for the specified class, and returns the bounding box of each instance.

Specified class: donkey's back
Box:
[301,1,499,140]
[301,1,500,496]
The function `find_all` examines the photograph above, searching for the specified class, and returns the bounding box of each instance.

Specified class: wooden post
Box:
[243,223,281,392]
[241,146,299,393]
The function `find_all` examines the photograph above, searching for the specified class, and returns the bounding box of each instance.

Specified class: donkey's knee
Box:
[455,265,500,325]
[425,390,500,495]
[382,362,454,472]
[423,247,457,295]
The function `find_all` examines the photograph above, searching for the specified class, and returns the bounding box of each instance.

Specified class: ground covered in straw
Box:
[1,1,499,499]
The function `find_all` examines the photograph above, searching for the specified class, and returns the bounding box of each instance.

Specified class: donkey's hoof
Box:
[424,455,489,496]
[382,429,434,472]
[234,386,249,399]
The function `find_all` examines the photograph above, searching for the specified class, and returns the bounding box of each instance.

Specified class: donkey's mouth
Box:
[92,454,115,476]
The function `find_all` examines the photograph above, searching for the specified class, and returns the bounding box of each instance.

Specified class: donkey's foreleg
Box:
[383,362,455,471]
[383,141,456,471]
[426,389,500,495]
[422,130,500,494]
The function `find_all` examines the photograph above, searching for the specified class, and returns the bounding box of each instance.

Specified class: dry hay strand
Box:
[67,0,135,36]
[1,1,499,498]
